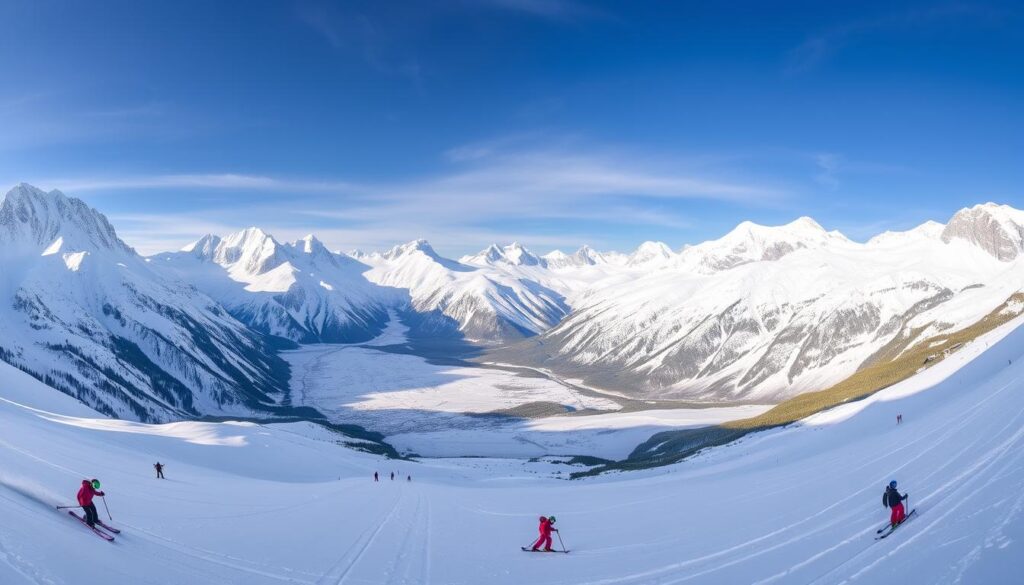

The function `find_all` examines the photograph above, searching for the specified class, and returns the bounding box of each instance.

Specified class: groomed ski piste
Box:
[2,315,1023,584]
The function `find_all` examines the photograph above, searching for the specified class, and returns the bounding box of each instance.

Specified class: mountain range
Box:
[1,182,1022,420]
[0,184,289,422]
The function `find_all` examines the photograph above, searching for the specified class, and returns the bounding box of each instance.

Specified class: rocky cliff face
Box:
[941,203,1024,261]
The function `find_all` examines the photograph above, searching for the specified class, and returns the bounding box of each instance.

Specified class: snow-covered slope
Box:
[1,313,1023,584]
[0,184,289,422]
[499,210,1024,402]
[153,228,391,344]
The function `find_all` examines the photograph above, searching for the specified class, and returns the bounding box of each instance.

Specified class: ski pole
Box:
[101,496,112,521]
[556,530,567,552]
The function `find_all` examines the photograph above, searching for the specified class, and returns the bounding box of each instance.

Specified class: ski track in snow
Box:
[317,487,406,585]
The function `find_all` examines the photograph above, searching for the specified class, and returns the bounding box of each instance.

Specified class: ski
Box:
[95,520,121,534]
[875,509,916,540]
[521,547,569,554]
[68,511,115,542]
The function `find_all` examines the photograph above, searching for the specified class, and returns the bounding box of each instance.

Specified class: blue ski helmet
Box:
[889,480,897,488]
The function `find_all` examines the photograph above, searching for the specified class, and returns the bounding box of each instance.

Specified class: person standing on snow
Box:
[374,472,379,482]
[882,480,908,527]
[531,516,558,552]
[77,479,105,527]
[154,462,165,479]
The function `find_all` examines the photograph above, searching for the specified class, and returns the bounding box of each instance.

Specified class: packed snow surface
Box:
[2,314,1023,584]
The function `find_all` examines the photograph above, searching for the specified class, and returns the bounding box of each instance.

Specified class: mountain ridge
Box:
[3,182,1023,419]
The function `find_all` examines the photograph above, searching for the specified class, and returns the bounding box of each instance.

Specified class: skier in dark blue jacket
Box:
[882,480,908,527]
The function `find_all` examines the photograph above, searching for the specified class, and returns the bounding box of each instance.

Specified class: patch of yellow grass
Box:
[724,292,1024,430]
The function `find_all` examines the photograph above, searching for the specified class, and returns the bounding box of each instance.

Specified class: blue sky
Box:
[1,0,1021,256]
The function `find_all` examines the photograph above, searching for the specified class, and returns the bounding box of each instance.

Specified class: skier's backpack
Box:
[882,491,888,508]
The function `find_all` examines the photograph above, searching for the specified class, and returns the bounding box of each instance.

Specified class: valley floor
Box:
[1,316,1023,583]
[284,314,769,459]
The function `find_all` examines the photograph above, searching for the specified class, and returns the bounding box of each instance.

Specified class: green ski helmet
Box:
[548,516,556,523]
[91,479,101,489]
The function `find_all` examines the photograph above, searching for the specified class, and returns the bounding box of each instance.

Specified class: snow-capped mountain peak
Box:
[628,241,675,267]
[181,234,222,257]
[676,215,846,274]
[462,242,544,267]
[0,183,133,254]
[576,245,605,264]
[541,245,610,269]
[941,202,1024,261]
[291,234,334,260]
[867,220,945,247]
[383,239,442,261]
[786,215,826,233]
[461,244,505,265]
[542,249,569,262]
[211,227,285,275]
[728,216,831,243]
[502,242,543,266]
[155,225,391,344]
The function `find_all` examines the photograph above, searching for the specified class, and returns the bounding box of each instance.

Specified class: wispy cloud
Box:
[468,0,600,20]
[814,153,842,190]
[42,174,357,193]
[784,2,999,75]
[294,0,426,87]
[0,93,191,150]
[108,213,243,255]
[37,139,783,256]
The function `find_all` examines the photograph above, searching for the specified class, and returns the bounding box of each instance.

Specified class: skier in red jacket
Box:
[77,479,105,527]
[531,516,558,552]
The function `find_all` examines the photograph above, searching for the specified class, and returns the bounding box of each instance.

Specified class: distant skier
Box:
[391,472,395,481]
[531,516,558,552]
[76,479,105,527]
[374,472,379,482]
[882,480,908,527]
[154,462,165,479]
[896,414,902,424]
[407,475,411,482]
